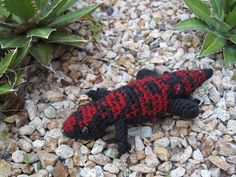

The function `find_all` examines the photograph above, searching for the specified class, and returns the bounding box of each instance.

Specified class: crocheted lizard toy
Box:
[63,68,213,155]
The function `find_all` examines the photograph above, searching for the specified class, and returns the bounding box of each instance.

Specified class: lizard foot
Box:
[104,137,119,144]
[117,141,131,157]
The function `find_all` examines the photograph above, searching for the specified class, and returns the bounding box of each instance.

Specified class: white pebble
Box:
[193,149,204,162]
[180,146,192,163]
[201,170,211,177]
[103,163,119,174]
[91,139,106,155]
[135,136,144,151]
[55,145,74,159]
[12,150,26,163]
[170,167,186,177]
[19,125,36,135]
[32,140,45,149]
[43,106,56,119]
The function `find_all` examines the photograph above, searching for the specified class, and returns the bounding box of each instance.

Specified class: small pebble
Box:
[55,145,74,159]
[170,167,185,177]
[91,139,106,155]
[103,163,119,174]
[12,150,26,163]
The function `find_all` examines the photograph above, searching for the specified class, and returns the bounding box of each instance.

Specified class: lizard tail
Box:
[203,68,213,80]
[173,68,213,96]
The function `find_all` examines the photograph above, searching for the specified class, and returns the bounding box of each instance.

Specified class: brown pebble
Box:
[53,161,68,177]
[201,138,214,157]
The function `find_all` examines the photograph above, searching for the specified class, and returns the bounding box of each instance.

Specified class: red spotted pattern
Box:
[101,92,127,119]
[79,104,98,127]
[127,76,169,118]
[63,115,77,132]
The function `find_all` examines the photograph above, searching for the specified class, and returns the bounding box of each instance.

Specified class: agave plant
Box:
[176,0,236,65]
[0,0,102,95]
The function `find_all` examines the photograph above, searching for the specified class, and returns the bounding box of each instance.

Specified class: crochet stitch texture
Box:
[63,68,213,155]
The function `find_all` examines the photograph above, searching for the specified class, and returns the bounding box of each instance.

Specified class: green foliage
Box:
[233,73,236,80]
[0,130,12,140]
[164,171,171,177]
[176,0,236,65]
[199,32,225,56]
[0,0,102,95]
[33,162,41,173]
[23,154,30,164]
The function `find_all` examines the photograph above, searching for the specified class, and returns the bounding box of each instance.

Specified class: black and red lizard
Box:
[63,68,213,155]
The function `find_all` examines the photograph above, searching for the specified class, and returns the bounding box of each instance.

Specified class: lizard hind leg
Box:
[168,98,200,119]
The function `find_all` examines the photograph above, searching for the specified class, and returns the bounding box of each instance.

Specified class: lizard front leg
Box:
[136,69,158,80]
[136,69,170,80]
[168,98,200,119]
[87,88,110,101]
[105,119,130,156]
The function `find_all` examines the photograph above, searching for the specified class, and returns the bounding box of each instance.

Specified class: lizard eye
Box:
[82,127,89,134]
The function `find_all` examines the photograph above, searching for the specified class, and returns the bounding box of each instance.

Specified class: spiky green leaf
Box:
[0,22,17,29]
[30,43,53,69]
[0,6,10,19]
[88,20,103,41]
[0,25,11,36]
[225,11,236,28]
[3,0,36,22]
[9,39,31,69]
[0,49,17,77]
[47,33,87,47]
[39,0,79,21]
[0,82,14,95]
[184,0,211,20]
[32,0,47,11]
[0,26,10,32]
[0,36,29,48]
[62,42,85,47]
[8,67,26,87]
[14,68,26,85]
[55,0,78,15]
[39,0,64,21]
[225,0,236,12]
[176,17,209,31]
[230,34,236,44]
[12,14,25,24]
[207,17,231,33]
[49,3,102,27]
[48,33,86,43]
[26,27,55,39]
[199,32,225,57]
[210,0,225,20]
[223,46,236,64]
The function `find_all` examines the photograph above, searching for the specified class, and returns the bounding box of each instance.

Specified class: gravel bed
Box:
[0,0,236,177]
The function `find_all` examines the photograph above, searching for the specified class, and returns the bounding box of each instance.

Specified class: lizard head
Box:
[63,107,104,140]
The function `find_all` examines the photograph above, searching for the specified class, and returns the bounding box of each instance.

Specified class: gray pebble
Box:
[128,126,152,138]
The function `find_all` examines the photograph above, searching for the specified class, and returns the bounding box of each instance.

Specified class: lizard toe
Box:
[117,141,131,157]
